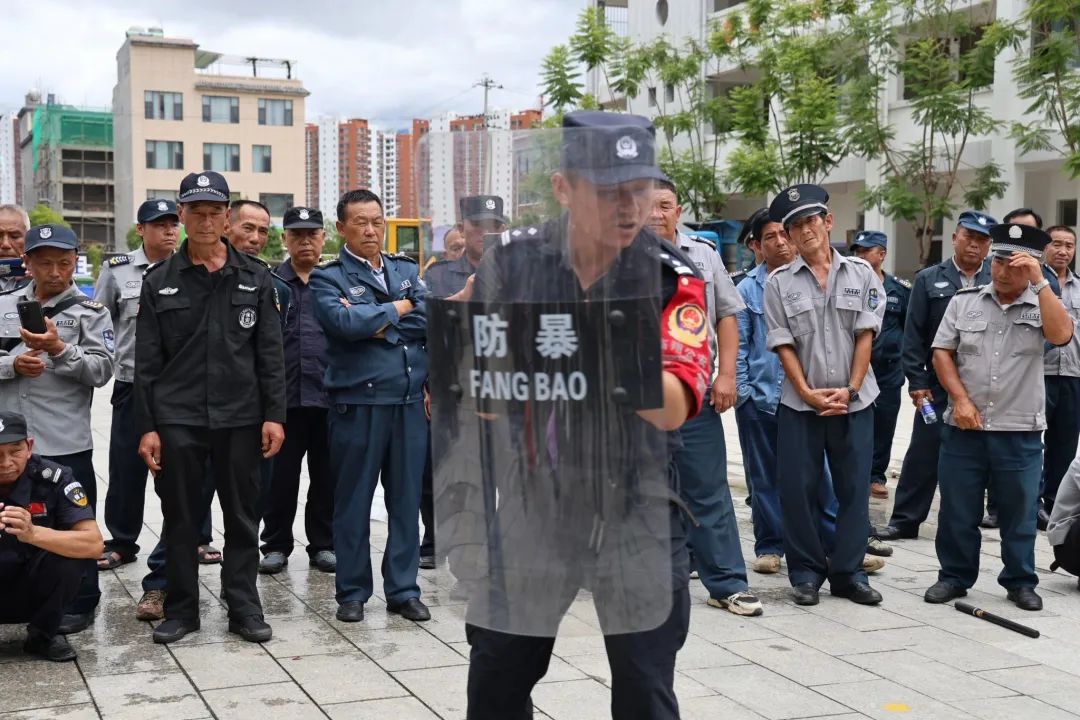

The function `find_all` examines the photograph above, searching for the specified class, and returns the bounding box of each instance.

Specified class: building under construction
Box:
[18,93,116,247]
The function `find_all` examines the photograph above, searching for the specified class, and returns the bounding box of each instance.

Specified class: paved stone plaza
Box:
[2,383,1079,719]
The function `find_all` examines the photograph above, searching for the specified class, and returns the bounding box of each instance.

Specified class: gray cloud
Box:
[2,0,585,128]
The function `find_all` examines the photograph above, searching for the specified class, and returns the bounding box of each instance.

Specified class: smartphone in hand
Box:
[16,300,47,334]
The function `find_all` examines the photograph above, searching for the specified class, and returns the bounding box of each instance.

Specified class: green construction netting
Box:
[31,106,113,173]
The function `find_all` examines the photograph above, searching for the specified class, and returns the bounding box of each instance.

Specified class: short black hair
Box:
[1047,224,1077,240]
[656,178,677,195]
[1003,207,1043,228]
[737,207,772,245]
[229,199,270,221]
[337,189,383,221]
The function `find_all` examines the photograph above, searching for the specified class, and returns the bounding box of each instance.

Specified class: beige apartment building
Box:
[112,27,308,247]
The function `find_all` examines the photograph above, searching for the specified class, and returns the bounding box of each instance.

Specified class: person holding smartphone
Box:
[0,223,115,636]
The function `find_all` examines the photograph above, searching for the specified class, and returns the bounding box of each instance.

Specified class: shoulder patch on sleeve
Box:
[62,481,89,508]
[956,285,983,294]
[107,255,132,267]
[79,299,106,311]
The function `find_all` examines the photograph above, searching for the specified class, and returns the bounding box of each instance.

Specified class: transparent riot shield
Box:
[420,123,675,636]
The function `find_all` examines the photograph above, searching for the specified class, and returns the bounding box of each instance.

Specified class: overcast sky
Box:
[2,0,586,129]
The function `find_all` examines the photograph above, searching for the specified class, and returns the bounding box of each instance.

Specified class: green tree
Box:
[260,226,284,263]
[846,0,1022,265]
[85,244,104,280]
[540,8,730,218]
[27,204,68,228]
[126,224,142,251]
[715,0,862,195]
[1011,0,1080,178]
[322,219,343,256]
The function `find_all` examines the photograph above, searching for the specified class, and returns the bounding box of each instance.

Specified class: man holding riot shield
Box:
[426,111,712,719]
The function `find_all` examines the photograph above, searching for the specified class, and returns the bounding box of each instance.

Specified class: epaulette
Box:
[107,255,132,267]
[956,285,983,294]
[79,299,106,311]
[143,260,166,276]
[848,256,872,269]
[893,275,912,289]
[767,262,794,281]
[729,270,747,284]
[248,255,272,269]
[389,253,418,264]
[657,239,699,277]
[687,234,716,250]
[509,226,542,241]
[316,257,341,269]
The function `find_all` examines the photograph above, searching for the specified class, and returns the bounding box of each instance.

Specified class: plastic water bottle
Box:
[919,397,938,424]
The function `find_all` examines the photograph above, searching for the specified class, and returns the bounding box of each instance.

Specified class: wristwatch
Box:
[1032,278,1051,294]
[846,384,860,403]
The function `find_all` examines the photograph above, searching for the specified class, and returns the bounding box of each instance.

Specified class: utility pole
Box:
[475,74,503,129]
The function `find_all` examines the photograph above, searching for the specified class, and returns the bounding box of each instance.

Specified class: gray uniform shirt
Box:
[1048,455,1080,546]
[94,247,150,383]
[764,250,884,413]
[0,277,24,293]
[1044,270,1080,377]
[932,284,1047,432]
[677,233,745,378]
[0,282,115,454]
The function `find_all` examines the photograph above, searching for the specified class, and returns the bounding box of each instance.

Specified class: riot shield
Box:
[420,122,675,636]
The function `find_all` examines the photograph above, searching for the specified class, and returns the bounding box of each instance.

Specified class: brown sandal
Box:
[97,550,135,570]
[197,545,223,565]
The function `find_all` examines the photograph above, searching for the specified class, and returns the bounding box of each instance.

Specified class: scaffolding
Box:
[31,105,112,173]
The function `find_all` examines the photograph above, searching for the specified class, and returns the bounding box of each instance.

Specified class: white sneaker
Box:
[708,591,764,617]
[689,569,699,580]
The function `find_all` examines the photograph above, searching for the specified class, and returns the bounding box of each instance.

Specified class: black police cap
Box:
[283,207,324,229]
[769,184,829,228]
[0,411,29,444]
[989,223,1051,258]
[25,224,79,253]
[737,208,772,245]
[460,195,507,224]
[178,171,230,204]
[138,198,179,224]
[560,111,667,186]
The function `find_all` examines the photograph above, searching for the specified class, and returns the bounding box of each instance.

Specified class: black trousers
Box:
[0,550,93,637]
[420,434,435,557]
[155,424,263,621]
[1043,376,1080,511]
[41,450,99,616]
[888,397,948,532]
[871,384,903,487]
[102,381,151,558]
[260,407,334,557]
[465,587,690,720]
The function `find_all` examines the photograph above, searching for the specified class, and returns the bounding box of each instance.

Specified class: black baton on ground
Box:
[954,601,1040,638]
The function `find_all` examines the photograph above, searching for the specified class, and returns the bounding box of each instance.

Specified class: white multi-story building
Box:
[316,115,339,221]
[588,0,1079,276]
[0,114,16,205]
[380,131,399,217]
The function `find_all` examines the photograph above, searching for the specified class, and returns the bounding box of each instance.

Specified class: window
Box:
[146,189,179,201]
[711,0,746,10]
[1059,199,1078,228]
[203,143,240,172]
[903,26,992,100]
[252,145,272,173]
[146,140,183,170]
[664,84,675,103]
[648,87,658,107]
[202,95,239,123]
[259,193,294,218]
[144,91,183,121]
[258,98,293,126]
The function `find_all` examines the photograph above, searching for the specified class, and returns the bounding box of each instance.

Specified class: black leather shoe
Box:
[791,583,819,606]
[874,525,917,541]
[924,581,966,604]
[1007,587,1043,611]
[1037,508,1051,532]
[152,618,200,644]
[336,601,365,622]
[831,582,883,605]
[419,554,436,570]
[980,513,999,529]
[388,597,431,621]
[23,629,77,662]
[229,614,272,642]
[57,612,93,635]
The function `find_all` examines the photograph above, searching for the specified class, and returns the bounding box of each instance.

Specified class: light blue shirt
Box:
[736,264,784,414]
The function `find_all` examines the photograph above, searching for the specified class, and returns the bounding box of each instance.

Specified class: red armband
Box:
[660,275,712,419]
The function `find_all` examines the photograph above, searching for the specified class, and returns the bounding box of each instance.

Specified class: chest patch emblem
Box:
[349,286,365,297]
[238,307,257,329]
[934,281,950,289]
[400,279,412,291]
